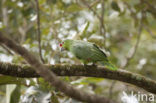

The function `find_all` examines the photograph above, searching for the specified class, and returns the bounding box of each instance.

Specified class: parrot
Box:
[59,39,117,70]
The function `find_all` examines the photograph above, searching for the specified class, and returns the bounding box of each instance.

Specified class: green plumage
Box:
[62,39,117,70]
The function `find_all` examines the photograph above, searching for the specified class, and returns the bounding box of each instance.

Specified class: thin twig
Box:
[100,0,106,45]
[81,0,101,19]
[35,0,45,63]
[144,25,156,39]
[109,80,116,98]
[0,44,14,55]
[142,0,156,16]
[122,20,143,68]
[2,0,8,28]
[90,0,100,8]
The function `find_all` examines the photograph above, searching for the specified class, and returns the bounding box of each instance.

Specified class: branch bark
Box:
[0,32,114,103]
[100,0,106,45]
[35,0,45,63]
[0,62,156,94]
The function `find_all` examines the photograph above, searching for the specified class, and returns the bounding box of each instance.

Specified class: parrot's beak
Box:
[61,47,65,52]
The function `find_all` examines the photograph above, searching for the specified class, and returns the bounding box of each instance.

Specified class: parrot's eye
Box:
[59,43,63,47]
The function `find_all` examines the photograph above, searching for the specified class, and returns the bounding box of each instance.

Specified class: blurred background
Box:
[0,0,156,103]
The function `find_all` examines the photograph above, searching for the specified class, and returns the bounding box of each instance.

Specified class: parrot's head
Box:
[59,39,73,51]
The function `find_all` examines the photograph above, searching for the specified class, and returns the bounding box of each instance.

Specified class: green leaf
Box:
[111,1,120,12]
[80,22,90,38]
[51,92,59,103]
[6,85,15,103]
[66,4,83,12]
[6,85,20,103]
[82,77,104,84]
[10,85,21,103]
[82,22,90,37]
[71,77,103,85]
[47,0,57,4]
[0,76,26,85]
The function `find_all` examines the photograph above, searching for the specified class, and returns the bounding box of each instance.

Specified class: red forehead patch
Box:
[59,43,63,47]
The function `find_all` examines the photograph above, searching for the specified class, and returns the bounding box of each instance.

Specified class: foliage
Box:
[0,0,156,103]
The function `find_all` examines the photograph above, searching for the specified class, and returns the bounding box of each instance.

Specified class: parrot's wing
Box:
[93,44,107,58]
[71,43,93,60]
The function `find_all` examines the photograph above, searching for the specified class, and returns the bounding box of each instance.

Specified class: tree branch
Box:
[0,62,156,94]
[144,24,156,39]
[0,44,14,55]
[0,32,114,103]
[81,0,101,19]
[35,0,45,63]
[100,0,106,45]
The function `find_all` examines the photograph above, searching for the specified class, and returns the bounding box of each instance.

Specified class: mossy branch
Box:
[0,62,156,94]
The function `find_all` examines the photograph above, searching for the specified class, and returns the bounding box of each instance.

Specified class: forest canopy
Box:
[0,0,156,103]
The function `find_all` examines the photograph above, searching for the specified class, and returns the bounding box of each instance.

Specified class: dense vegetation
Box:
[0,0,156,103]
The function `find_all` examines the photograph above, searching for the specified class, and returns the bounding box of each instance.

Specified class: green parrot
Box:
[60,39,117,70]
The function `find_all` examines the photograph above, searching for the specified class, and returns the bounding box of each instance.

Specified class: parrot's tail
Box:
[101,61,117,70]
